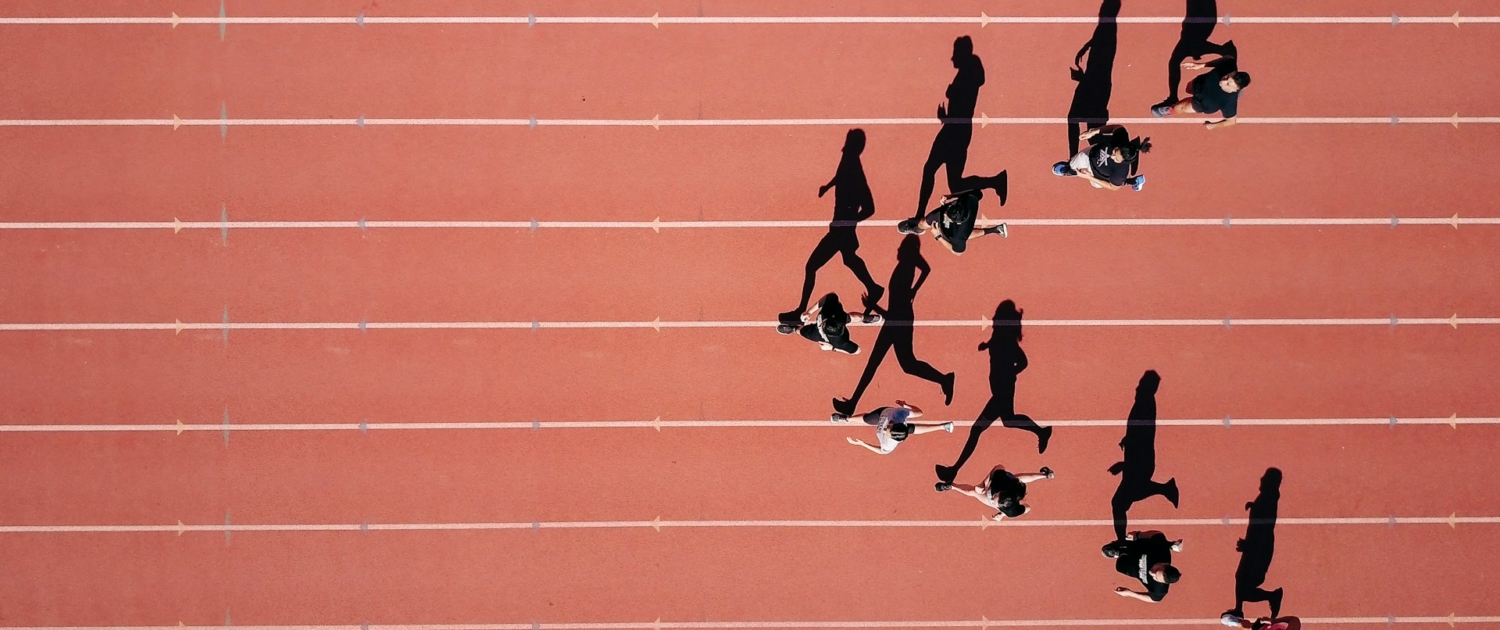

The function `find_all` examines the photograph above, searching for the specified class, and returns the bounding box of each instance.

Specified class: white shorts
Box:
[1069,151,1093,175]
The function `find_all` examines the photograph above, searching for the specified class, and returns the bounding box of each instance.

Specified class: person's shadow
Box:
[913,36,1007,221]
[1067,0,1120,157]
[832,235,954,415]
[1229,468,1285,619]
[1109,370,1179,539]
[935,300,1053,484]
[779,129,885,326]
[1159,0,1237,108]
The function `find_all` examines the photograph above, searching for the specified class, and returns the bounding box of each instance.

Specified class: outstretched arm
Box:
[1078,171,1123,190]
[845,436,884,454]
[1114,587,1158,603]
[932,233,959,255]
[1205,116,1238,130]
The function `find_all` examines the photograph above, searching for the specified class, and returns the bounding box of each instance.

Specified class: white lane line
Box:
[1,216,1497,231]
[1,13,1498,26]
[1,316,1496,333]
[1,416,1493,434]
[3,619,1499,630]
[1,116,1498,128]
[1,515,1495,534]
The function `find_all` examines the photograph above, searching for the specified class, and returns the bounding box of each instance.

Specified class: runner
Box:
[896,188,1007,256]
[1052,125,1149,191]
[1152,53,1250,130]
[834,400,953,454]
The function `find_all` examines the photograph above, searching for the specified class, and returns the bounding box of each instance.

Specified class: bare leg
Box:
[908,422,954,435]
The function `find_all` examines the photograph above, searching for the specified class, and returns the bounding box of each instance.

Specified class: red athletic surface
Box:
[1,1,1499,628]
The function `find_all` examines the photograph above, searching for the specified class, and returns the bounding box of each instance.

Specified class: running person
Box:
[1104,530,1184,603]
[1151,53,1250,130]
[786,293,874,354]
[835,400,954,454]
[935,464,1054,521]
[896,188,1007,256]
[1053,125,1150,191]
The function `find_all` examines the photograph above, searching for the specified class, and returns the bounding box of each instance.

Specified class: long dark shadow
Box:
[1109,370,1180,540]
[913,36,1006,221]
[1159,0,1236,107]
[832,235,953,415]
[779,129,885,328]
[1066,0,1120,156]
[1229,468,1285,619]
[935,300,1052,484]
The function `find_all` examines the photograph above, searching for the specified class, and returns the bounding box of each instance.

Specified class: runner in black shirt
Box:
[1104,530,1184,602]
[1052,126,1150,191]
[792,293,865,355]
[1152,54,1251,130]
[896,189,1007,256]
[934,464,1054,521]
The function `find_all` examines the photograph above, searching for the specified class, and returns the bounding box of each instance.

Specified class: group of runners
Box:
[766,28,1286,626]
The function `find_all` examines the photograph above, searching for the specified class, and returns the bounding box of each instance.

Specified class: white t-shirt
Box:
[875,407,913,453]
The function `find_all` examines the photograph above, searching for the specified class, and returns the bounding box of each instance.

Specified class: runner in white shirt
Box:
[834,400,953,454]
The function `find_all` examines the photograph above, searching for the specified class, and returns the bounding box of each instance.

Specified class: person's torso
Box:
[1090,145,1129,183]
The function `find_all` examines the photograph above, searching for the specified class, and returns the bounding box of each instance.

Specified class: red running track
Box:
[2,1,1500,629]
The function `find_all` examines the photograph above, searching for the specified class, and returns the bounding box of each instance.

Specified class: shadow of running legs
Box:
[936,300,1052,483]
[833,235,954,415]
[1228,468,1285,619]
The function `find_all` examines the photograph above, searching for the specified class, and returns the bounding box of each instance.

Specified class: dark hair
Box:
[1119,137,1153,163]
[819,295,848,336]
[987,468,1027,509]
[887,422,912,442]
[1160,566,1181,583]
[1232,72,1252,89]
[944,191,978,224]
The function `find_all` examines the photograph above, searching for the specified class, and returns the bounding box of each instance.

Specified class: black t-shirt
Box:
[1190,69,1240,118]
[931,191,980,252]
[1113,533,1173,601]
[1087,142,1131,187]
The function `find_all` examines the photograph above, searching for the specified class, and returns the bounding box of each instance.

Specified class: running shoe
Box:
[943,422,954,433]
[1052,162,1074,176]
[777,311,801,335]
[1132,175,1146,192]
[830,413,850,423]
[983,223,1008,238]
[897,218,921,234]
[1220,613,1245,628]
[934,482,953,492]
[1152,105,1174,118]
[861,312,884,325]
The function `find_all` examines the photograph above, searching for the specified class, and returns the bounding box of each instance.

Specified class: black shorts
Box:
[799,323,858,354]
